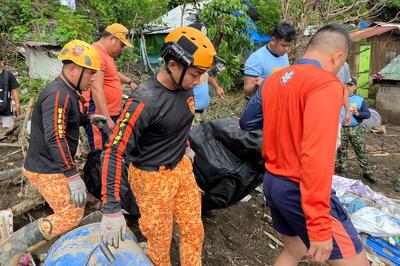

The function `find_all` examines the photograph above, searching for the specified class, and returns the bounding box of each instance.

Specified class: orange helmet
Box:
[162,27,217,70]
[58,40,101,70]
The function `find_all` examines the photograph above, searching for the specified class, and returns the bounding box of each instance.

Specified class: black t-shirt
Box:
[24,78,80,177]
[102,76,196,213]
[0,70,19,116]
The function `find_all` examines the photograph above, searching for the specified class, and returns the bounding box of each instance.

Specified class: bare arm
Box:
[90,70,115,129]
[208,76,224,99]
[243,76,261,97]
[343,87,350,125]
[117,71,137,91]
[11,89,20,115]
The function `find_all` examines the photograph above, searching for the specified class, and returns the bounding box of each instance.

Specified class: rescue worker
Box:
[336,77,378,183]
[0,40,100,265]
[240,24,369,265]
[83,23,137,151]
[99,27,219,265]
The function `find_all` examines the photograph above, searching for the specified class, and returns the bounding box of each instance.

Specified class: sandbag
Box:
[189,117,264,210]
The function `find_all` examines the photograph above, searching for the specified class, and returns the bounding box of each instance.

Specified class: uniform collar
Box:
[295,58,321,68]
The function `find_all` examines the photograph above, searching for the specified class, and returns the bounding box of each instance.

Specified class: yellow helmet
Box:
[58,40,101,71]
[162,27,217,70]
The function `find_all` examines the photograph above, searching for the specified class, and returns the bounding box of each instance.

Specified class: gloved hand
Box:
[67,174,87,208]
[101,211,127,248]
[185,146,195,163]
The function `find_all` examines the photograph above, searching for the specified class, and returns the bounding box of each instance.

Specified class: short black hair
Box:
[306,23,351,53]
[272,22,296,42]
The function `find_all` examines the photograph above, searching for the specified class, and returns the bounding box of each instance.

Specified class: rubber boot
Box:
[0,220,47,265]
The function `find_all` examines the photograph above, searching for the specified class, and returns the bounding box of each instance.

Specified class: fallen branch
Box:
[263,229,283,247]
[19,97,35,158]
[0,142,21,147]
[11,188,44,217]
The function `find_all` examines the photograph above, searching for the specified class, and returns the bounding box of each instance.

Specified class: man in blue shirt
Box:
[336,77,378,183]
[243,22,296,97]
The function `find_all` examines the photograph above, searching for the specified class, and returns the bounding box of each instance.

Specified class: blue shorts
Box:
[263,171,363,260]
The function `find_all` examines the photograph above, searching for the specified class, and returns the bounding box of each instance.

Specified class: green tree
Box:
[248,0,281,34]
[199,0,252,91]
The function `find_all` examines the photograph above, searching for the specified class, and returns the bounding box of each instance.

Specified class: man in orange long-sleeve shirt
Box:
[240,24,369,265]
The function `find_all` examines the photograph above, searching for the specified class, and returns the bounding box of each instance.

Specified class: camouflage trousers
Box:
[128,156,204,266]
[23,170,84,239]
[336,125,372,175]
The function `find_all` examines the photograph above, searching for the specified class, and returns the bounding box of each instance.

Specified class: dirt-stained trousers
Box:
[129,156,204,266]
[23,169,84,239]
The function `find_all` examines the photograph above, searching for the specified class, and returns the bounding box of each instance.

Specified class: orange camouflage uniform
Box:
[129,156,203,266]
[23,169,84,239]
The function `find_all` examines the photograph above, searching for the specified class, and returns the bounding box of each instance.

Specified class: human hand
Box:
[101,211,127,248]
[185,146,195,163]
[67,174,87,208]
[307,239,333,263]
[13,103,21,116]
[255,77,262,87]
[215,86,224,99]
[107,118,116,131]
[129,81,138,91]
[351,108,359,117]
[345,111,351,126]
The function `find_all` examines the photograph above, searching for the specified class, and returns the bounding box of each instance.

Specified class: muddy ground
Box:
[0,92,399,265]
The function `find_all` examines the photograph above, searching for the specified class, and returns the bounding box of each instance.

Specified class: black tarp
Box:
[83,117,264,213]
[189,117,264,210]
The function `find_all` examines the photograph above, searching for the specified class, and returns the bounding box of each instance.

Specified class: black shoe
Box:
[394,184,400,193]
[363,173,378,183]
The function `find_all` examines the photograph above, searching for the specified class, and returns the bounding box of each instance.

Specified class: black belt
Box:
[132,158,181,172]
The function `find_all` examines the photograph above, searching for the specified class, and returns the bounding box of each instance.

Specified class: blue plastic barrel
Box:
[44,223,153,266]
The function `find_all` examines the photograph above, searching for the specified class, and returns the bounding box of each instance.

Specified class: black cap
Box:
[348,77,357,86]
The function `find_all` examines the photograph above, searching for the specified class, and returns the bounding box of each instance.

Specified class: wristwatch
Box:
[128,80,133,85]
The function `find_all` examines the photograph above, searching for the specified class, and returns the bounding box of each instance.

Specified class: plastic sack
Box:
[351,207,400,237]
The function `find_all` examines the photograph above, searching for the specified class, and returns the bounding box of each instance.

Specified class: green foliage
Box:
[249,0,280,34]
[0,0,33,32]
[17,77,49,103]
[116,49,141,74]
[199,0,252,91]
[84,0,170,31]
[52,6,96,44]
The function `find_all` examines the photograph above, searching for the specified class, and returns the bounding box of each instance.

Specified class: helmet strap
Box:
[166,65,187,91]
[61,68,84,92]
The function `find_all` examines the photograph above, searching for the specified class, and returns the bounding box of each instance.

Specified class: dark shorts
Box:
[263,171,363,260]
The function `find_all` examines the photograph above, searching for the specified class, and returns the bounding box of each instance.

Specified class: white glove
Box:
[100,211,127,248]
[185,146,195,163]
[67,174,87,208]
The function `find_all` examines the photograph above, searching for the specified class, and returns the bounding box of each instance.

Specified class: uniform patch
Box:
[186,96,195,115]
[72,45,84,57]
[280,70,295,85]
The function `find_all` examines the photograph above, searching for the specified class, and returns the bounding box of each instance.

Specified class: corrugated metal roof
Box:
[350,23,400,40]
[377,55,400,81]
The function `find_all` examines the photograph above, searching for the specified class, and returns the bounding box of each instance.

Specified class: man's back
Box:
[262,61,343,182]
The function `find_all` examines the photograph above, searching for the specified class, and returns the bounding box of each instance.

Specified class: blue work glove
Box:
[67,174,87,208]
[100,211,127,248]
